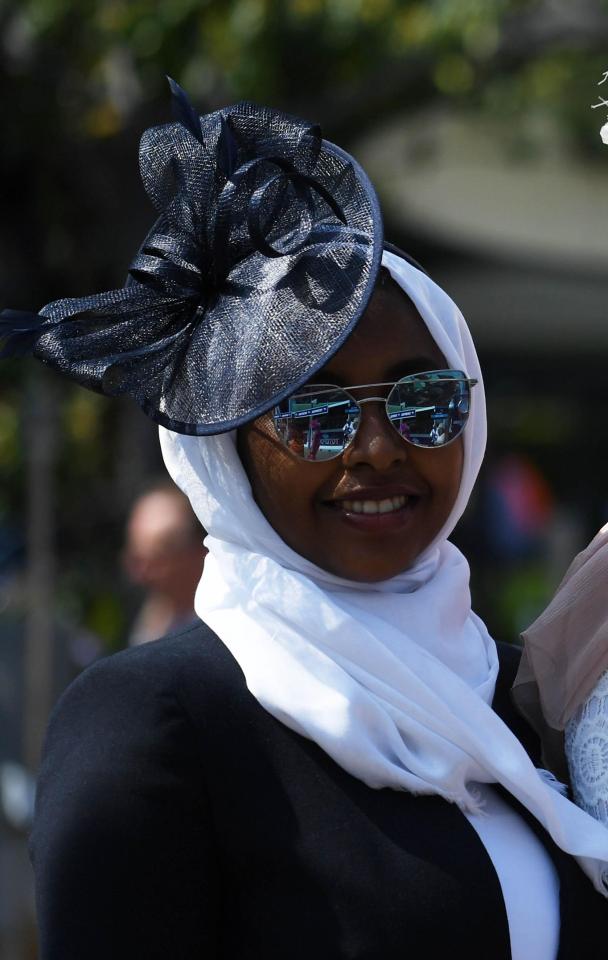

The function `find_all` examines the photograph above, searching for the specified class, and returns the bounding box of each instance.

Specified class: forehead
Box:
[129,492,188,536]
[316,281,446,384]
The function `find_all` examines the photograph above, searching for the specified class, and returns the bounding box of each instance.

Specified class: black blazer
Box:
[31,621,606,959]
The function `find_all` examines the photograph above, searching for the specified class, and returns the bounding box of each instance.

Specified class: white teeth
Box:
[341,495,408,515]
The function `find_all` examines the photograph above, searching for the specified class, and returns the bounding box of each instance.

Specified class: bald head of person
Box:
[123,484,207,637]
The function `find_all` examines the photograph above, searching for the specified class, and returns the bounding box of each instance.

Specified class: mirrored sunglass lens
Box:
[272,386,359,460]
[387,371,470,448]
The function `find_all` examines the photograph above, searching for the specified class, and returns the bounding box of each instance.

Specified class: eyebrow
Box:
[308,355,444,386]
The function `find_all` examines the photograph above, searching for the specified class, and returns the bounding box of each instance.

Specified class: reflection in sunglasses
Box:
[272,370,477,461]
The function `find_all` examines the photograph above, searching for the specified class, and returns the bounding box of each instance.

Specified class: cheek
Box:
[238,424,283,504]
[412,441,463,510]
[237,423,319,537]
[433,443,464,508]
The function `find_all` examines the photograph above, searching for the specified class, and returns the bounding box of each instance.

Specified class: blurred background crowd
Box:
[1,0,608,956]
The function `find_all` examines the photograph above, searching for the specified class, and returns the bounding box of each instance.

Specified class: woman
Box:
[514,525,608,816]
[3,85,607,958]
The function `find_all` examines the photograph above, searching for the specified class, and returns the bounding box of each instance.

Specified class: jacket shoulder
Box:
[52,618,238,712]
[38,618,249,794]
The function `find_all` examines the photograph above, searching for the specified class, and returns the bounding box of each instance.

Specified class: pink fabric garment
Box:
[513,525,608,772]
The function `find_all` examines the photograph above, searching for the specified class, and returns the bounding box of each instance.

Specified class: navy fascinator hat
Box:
[0,80,384,435]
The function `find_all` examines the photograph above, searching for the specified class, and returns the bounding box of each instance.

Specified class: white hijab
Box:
[161,250,608,895]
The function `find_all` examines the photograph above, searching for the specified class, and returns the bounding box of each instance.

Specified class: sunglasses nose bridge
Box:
[350,394,401,444]
[347,381,392,416]
[341,395,411,469]
[356,395,389,405]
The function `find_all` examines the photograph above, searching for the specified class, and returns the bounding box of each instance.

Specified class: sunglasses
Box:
[271,369,478,462]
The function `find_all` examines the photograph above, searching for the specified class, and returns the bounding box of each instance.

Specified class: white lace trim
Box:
[565,669,608,825]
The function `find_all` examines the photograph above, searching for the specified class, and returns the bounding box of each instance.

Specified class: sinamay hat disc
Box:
[1,86,383,435]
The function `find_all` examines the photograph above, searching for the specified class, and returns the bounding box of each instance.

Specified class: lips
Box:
[323,484,425,533]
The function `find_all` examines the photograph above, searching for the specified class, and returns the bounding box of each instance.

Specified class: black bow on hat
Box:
[0,80,383,434]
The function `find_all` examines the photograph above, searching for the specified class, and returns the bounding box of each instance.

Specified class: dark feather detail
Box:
[0,309,45,358]
[217,114,238,180]
[167,76,205,146]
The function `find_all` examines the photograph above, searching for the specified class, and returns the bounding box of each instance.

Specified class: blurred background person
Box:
[122,483,207,646]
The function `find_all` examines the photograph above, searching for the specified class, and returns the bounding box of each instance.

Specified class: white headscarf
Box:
[161,250,608,895]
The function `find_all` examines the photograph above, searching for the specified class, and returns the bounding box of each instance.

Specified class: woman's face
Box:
[238,279,464,581]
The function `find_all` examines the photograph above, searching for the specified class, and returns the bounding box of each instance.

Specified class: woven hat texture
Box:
[1,85,383,434]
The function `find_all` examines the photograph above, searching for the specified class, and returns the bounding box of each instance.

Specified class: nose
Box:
[342,401,408,471]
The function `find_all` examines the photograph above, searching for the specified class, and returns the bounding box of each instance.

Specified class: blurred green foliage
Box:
[2,0,608,647]
[4,1,608,144]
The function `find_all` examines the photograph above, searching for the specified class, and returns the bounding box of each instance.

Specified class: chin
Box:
[320,553,419,583]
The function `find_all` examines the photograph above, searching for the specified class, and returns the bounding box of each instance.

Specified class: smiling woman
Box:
[237,276,464,581]
[3,84,606,960]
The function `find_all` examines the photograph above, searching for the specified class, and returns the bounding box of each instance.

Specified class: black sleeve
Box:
[493,640,542,764]
[30,650,222,959]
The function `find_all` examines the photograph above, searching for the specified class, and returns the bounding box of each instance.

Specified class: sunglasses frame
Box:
[273,369,478,461]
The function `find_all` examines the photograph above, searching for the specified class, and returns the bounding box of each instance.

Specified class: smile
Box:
[324,489,423,535]
[341,495,408,515]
